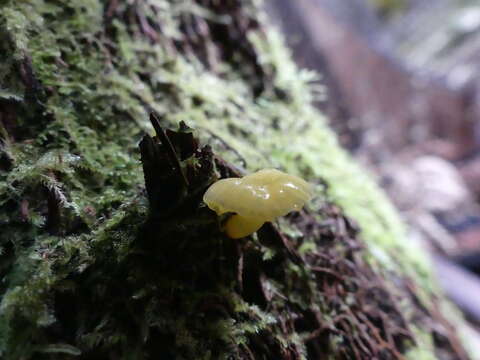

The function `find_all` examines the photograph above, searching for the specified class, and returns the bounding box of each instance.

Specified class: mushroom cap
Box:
[203,169,313,221]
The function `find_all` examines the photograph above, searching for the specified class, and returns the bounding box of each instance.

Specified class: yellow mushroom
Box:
[203,169,313,239]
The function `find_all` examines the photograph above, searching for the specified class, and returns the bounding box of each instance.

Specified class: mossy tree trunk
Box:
[0,0,475,359]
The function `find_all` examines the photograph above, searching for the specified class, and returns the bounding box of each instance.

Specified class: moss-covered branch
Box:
[0,0,476,359]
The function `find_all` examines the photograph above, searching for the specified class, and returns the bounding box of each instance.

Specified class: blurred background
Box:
[268,0,480,331]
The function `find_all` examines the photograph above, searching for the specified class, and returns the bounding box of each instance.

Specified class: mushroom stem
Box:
[225,215,265,239]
